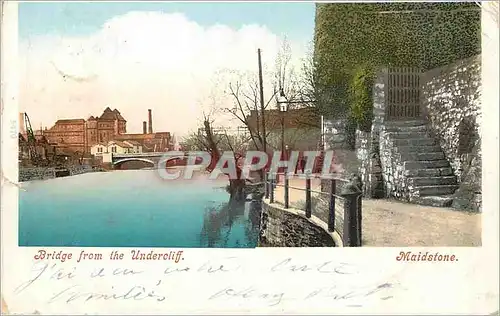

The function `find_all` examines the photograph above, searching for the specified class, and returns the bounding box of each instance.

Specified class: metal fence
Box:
[264,172,363,247]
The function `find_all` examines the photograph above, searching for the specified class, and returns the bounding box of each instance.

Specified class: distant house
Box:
[123,140,143,153]
[91,140,135,156]
[107,140,133,154]
[90,143,108,156]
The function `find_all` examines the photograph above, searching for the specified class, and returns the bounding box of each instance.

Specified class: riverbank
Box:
[19,165,105,182]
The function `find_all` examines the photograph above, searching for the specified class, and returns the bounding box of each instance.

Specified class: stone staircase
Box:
[384,120,458,207]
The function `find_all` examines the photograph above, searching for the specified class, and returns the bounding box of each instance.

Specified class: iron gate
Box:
[385,67,422,121]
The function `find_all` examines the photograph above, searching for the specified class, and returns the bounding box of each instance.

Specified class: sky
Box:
[18,1,316,138]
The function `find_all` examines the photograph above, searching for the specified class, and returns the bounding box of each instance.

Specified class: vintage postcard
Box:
[1,1,499,314]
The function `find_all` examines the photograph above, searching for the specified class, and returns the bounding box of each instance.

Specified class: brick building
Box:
[114,132,171,152]
[246,107,320,131]
[246,106,321,151]
[86,107,127,144]
[40,107,171,155]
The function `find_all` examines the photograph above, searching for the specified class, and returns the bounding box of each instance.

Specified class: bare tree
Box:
[274,37,301,102]
[182,108,220,151]
[188,38,321,193]
[298,41,318,103]
[220,38,319,152]
[181,131,210,151]
[224,74,277,151]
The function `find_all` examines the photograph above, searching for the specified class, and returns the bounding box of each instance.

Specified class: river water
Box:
[19,170,261,248]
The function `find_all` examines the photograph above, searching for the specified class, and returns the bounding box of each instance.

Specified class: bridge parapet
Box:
[112,152,191,158]
[111,152,191,167]
[112,152,168,158]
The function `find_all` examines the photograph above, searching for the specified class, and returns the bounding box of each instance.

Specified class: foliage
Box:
[313,2,481,123]
[349,66,375,132]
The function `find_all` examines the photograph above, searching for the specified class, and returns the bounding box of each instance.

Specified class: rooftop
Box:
[124,140,141,146]
[108,140,133,148]
[99,107,126,121]
[55,119,85,124]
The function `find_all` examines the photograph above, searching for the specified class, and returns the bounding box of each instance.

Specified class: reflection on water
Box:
[200,199,262,248]
[19,170,262,248]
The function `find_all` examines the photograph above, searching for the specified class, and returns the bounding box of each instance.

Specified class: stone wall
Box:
[378,127,409,199]
[368,68,412,200]
[68,165,93,176]
[259,200,337,247]
[353,69,387,198]
[19,165,97,182]
[421,55,482,211]
[19,167,56,182]
[355,130,385,198]
[356,130,371,196]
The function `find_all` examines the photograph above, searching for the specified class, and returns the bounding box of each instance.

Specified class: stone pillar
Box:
[372,67,388,135]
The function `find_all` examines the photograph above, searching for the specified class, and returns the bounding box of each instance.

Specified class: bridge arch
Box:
[113,158,155,168]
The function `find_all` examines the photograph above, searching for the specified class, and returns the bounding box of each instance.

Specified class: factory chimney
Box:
[148,109,153,134]
[143,121,147,134]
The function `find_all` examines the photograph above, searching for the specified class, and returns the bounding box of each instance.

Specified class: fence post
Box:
[342,192,361,247]
[264,172,269,199]
[269,174,275,204]
[284,174,289,209]
[357,193,363,245]
[328,178,336,232]
[305,173,311,218]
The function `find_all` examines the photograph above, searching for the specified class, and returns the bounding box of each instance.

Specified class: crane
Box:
[21,113,44,166]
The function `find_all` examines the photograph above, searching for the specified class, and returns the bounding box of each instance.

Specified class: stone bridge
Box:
[111,152,189,168]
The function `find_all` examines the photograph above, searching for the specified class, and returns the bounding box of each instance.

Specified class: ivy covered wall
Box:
[313,2,481,128]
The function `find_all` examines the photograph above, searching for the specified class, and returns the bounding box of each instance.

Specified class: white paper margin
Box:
[1,2,499,315]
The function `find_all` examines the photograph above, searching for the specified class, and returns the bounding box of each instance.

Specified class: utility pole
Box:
[257,48,267,153]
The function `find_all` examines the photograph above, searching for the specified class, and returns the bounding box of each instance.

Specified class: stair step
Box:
[404,160,450,169]
[411,185,459,196]
[410,195,454,207]
[396,145,442,153]
[387,131,429,139]
[394,138,436,146]
[404,167,454,177]
[385,125,428,133]
[408,176,457,186]
[385,120,427,127]
[399,152,445,161]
